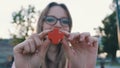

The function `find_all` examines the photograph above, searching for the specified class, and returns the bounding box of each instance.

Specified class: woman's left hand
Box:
[61,32,98,68]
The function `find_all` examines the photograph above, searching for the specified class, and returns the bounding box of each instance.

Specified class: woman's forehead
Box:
[47,6,68,18]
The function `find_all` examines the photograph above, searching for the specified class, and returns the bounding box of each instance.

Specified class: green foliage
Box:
[10,5,38,46]
[10,35,25,46]
[99,11,119,62]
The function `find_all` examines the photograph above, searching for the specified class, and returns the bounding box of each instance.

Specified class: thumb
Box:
[61,38,73,59]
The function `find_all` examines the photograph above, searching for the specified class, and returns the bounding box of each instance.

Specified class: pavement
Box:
[96,65,120,68]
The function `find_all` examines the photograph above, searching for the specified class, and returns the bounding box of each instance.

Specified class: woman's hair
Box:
[37,2,72,33]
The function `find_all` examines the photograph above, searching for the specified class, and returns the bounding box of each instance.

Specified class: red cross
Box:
[48,28,64,45]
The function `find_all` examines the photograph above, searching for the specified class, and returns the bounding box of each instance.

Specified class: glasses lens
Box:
[61,18,70,25]
[45,16,56,24]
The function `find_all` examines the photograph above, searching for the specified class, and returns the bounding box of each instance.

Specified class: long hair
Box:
[37,2,72,68]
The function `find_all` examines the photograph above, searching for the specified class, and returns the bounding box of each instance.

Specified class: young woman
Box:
[12,2,98,68]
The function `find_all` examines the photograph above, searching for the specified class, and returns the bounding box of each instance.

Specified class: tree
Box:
[10,5,39,46]
[99,11,119,62]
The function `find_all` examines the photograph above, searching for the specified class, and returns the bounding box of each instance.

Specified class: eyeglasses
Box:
[44,16,70,26]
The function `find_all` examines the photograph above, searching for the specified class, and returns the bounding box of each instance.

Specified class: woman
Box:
[12,2,98,68]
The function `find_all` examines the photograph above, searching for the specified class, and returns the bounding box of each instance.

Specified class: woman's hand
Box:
[13,30,51,68]
[61,32,98,68]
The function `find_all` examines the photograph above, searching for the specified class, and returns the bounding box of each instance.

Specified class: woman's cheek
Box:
[43,23,52,30]
[63,26,70,32]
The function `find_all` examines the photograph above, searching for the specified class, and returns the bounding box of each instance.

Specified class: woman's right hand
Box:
[61,31,98,68]
[13,30,51,68]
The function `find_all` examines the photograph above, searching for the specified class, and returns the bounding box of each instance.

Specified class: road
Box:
[96,65,120,68]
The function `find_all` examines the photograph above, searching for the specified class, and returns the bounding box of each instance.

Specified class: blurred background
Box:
[0,0,120,68]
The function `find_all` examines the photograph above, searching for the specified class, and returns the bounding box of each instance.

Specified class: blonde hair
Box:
[37,2,72,68]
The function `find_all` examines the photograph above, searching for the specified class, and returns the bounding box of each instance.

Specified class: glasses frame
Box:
[43,16,70,27]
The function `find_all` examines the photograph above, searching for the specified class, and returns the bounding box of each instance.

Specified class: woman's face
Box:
[43,6,70,32]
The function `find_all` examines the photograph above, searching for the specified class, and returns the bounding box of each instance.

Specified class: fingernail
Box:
[88,42,91,45]
[80,38,83,41]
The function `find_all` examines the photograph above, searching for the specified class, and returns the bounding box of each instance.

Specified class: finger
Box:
[60,30,70,37]
[87,36,98,47]
[33,35,42,47]
[79,32,90,41]
[39,30,52,39]
[13,41,26,54]
[26,33,37,40]
[86,37,94,46]
[92,37,98,47]
[23,40,30,54]
[91,37,99,52]
[29,39,36,53]
[61,38,74,58]
[68,32,80,41]
[27,34,42,48]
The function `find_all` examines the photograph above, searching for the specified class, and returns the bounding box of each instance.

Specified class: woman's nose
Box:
[54,20,62,28]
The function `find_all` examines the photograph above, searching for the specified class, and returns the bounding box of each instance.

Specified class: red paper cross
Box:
[48,28,64,45]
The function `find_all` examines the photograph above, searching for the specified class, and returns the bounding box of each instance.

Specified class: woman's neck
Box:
[47,44,60,62]
[46,44,63,68]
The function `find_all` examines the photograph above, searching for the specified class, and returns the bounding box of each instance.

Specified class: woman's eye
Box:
[61,19,69,24]
[46,17,55,22]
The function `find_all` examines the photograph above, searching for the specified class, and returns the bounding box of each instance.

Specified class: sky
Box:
[0,0,113,39]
